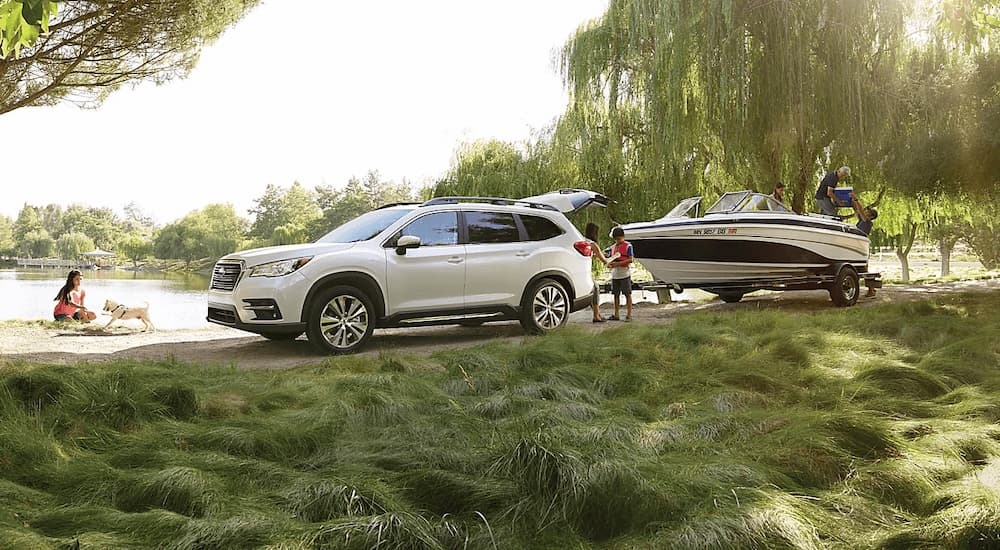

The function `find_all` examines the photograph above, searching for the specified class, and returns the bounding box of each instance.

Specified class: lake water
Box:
[1,269,212,330]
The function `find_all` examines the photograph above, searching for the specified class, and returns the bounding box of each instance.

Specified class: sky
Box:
[3,0,609,225]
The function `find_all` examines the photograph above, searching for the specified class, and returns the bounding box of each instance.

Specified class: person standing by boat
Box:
[849,191,878,236]
[53,270,98,322]
[849,192,879,298]
[769,182,786,205]
[606,227,634,322]
[815,166,851,216]
[584,223,612,323]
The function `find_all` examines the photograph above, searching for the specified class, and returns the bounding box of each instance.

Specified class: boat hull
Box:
[623,215,869,285]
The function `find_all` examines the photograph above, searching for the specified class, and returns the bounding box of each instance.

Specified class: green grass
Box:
[2,291,1000,548]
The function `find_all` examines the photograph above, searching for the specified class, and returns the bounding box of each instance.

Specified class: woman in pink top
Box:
[53,270,97,321]
[584,223,612,323]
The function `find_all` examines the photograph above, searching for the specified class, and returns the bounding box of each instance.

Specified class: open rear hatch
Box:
[520,188,611,213]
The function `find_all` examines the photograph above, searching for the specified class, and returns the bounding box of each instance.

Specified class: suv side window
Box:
[520,214,563,241]
[465,211,520,244]
[394,212,459,246]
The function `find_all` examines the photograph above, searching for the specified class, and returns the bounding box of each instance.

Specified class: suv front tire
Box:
[307,285,376,354]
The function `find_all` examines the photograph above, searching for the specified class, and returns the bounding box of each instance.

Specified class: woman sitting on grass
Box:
[53,270,97,322]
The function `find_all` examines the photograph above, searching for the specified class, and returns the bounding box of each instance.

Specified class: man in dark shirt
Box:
[815,166,850,216]
[849,191,878,297]
[849,192,878,236]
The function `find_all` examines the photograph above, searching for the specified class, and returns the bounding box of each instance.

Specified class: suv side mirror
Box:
[395,235,421,255]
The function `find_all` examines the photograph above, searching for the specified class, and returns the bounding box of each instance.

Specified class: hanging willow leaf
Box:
[556,0,912,216]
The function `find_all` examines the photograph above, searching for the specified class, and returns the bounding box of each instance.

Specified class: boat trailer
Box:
[629,265,882,307]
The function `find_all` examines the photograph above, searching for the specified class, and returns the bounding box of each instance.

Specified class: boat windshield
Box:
[739,194,791,213]
[706,191,751,214]
[656,196,702,220]
[706,191,791,214]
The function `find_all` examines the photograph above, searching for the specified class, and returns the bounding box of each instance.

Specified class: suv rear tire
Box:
[519,278,570,334]
[306,285,375,354]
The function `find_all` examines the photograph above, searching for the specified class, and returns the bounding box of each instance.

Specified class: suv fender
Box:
[520,269,577,309]
[302,272,386,322]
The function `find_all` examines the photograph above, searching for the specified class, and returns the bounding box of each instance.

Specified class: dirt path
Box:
[2,279,996,370]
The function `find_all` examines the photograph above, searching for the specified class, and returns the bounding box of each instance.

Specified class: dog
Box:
[103,299,156,331]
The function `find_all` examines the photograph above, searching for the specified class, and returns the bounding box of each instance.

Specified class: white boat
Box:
[621,191,879,306]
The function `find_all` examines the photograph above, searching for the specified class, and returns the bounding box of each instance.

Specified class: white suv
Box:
[207,189,608,354]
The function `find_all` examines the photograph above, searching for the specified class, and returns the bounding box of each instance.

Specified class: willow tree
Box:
[879,40,976,276]
[433,136,580,200]
[0,0,260,114]
[558,0,909,217]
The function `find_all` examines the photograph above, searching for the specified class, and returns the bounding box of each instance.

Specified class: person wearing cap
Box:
[815,166,851,216]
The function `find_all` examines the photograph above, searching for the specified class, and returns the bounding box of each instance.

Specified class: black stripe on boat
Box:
[631,238,837,265]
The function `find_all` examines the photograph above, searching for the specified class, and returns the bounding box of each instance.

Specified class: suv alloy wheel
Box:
[306,285,376,354]
[520,278,570,334]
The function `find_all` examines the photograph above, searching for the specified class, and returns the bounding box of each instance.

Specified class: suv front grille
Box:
[210,261,243,291]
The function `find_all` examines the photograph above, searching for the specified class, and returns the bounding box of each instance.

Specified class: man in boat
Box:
[815,166,851,216]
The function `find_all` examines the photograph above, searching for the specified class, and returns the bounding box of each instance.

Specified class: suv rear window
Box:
[520,214,563,241]
[466,211,520,244]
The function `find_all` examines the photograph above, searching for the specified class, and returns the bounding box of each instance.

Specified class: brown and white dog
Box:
[103,299,155,331]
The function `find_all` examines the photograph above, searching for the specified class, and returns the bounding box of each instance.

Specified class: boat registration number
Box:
[693,228,738,235]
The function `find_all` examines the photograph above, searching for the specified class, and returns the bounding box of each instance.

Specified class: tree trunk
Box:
[896,250,910,282]
[792,151,817,215]
[895,220,918,282]
[792,167,808,215]
[939,238,952,277]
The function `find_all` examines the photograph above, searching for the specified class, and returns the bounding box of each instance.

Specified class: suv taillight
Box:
[573,241,593,256]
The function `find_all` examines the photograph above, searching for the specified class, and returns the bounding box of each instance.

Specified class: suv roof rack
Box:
[421,196,558,211]
[375,201,422,210]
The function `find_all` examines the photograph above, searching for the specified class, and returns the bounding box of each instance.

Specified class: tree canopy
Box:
[556,0,914,215]
[1,0,260,114]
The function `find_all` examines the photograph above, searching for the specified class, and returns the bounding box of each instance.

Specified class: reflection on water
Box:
[1,269,212,330]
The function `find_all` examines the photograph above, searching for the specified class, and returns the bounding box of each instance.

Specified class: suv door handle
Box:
[515,251,531,257]
[447,256,464,264]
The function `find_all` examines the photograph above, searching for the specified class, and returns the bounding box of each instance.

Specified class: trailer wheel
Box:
[718,292,744,303]
[829,266,860,307]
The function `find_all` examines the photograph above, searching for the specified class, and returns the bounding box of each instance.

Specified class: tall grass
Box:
[1,291,999,548]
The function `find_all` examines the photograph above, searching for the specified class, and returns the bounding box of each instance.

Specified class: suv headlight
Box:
[247,257,312,278]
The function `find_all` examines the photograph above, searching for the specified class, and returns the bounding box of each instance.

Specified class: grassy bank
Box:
[2,292,1000,549]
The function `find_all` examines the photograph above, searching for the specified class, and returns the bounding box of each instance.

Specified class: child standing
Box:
[606,227,634,321]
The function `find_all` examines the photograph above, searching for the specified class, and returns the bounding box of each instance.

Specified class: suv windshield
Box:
[316,207,415,243]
